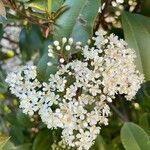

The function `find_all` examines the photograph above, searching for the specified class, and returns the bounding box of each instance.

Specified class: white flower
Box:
[47,62,53,66]
[56,46,61,50]
[54,41,59,46]
[59,58,65,63]
[116,0,124,3]
[64,85,77,100]
[104,0,138,28]
[6,30,144,150]
[68,38,73,45]
[62,37,67,44]
[6,65,42,116]
[65,45,71,51]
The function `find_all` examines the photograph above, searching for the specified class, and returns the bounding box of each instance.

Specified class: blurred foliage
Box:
[122,12,150,81]
[0,0,150,150]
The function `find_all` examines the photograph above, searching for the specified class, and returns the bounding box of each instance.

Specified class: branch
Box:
[118,95,130,121]
[107,102,129,122]
[2,36,19,44]
[3,0,49,29]
[6,24,21,27]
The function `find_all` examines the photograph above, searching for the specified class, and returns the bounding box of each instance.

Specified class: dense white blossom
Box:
[104,0,138,28]
[6,30,144,150]
[5,65,42,116]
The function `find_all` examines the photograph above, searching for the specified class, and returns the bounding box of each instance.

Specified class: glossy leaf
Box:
[139,113,150,135]
[32,129,54,150]
[121,122,150,150]
[13,143,32,150]
[54,0,100,44]
[3,141,15,150]
[136,82,150,109]
[27,0,47,12]
[122,12,150,81]
[37,38,58,81]
[10,127,24,145]
[3,143,31,150]
[16,111,33,128]
[19,25,43,60]
[27,0,64,12]
[91,135,106,150]
[6,112,20,126]
[52,0,64,12]
[37,52,58,82]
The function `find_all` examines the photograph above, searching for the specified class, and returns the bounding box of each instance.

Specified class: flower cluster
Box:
[5,65,42,116]
[6,30,144,150]
[104,0,138,28]
[51,140,71,150]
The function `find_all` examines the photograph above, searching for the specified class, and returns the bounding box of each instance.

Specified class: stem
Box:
[6,24,21,27]
[4,0,49,28]
[2,36,18,44]
[108,103,129,122]
[118,95,130,121]
[47,0,52,15]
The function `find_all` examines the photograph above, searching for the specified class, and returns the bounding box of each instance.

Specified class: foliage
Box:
[121,122,150,150]
[122,12,150,81]
[0,0,150,150]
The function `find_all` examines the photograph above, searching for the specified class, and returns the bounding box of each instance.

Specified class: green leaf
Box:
[13,144,32,150]
[19,25,43,60]
[6,111,32,128]
[0,135,10,149]
[91,135,106,150]
[3,143,31,150]
[37,37,58,81]
[37,52,58,82]
[10,127,24,145]
[32,129,54,150]
[5,113,20,126]
[121,122,150,150]
[136,82,150,109]
[27,0,64,12]
[139,113,150,135]
[0,70,8,94]
[122,12,150,81]
[54,0,100,44]
[2,141,15,150]
[27,0,47,12]
[16,111,33,128]
[52,0,64,12]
